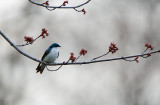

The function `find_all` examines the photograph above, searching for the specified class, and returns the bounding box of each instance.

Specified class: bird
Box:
[36,43,61,74]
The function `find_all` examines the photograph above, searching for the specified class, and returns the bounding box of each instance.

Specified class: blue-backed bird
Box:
[36,43,61,74]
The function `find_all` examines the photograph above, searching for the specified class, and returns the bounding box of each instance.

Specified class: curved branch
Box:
[0,30,160,66]
[46,65,62,71]
[28,0,91,9]
[0,30,47,65]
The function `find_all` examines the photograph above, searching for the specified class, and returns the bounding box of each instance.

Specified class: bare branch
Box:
[142,48,149,54]
[46,65,62,71]
[75,55,81,62]
[46,60,70,71]
[122,56,139,63]
[92,51,109,61]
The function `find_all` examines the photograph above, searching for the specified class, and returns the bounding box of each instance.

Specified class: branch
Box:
[0,30,47,64]
[16,28,49,47]
[29,0,91,9]
[16,35,41,47]
[46,65,62,71]
[92,51,109,61]
[0,30,160,66]
[46,60,70,71]
[28,0,90,14]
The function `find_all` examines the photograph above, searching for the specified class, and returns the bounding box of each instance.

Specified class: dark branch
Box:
[28,0,91,9]
[92,51,110,61]
[74,8,82,12]
[142,48,148,54]
[46,60,70,71]
[46,65,62,71]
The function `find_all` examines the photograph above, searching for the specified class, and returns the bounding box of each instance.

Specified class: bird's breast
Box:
[43,48,59,63]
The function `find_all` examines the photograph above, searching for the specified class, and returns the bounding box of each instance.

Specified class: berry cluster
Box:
[82,9,86,14]
[23,28,49,46]
[24,36,34,43]
[42,0,49,5]
[70,53,76,63]
[109,42,119,54]
[62,1,68,6]
[41,28,49,39]
[145,43,153,50]
[69,49,88,63]
[79,49,87,55]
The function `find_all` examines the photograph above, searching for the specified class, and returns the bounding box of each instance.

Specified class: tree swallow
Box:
[36,43,61,74]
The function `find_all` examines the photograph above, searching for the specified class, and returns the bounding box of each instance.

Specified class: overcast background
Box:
[0,0,160,105]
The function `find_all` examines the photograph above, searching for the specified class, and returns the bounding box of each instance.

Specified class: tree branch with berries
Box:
[16,28,49,47]
[0,29,160,72]
[28,0,90,14]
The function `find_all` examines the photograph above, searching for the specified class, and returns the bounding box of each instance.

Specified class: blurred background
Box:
[0,0,160,105]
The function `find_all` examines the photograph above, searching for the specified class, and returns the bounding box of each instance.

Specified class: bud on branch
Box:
[28,0,91,14]
[0,30,159,73]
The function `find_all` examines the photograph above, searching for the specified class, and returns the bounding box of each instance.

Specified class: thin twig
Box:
[16,35,41,47]
[92,51,110,61]
[122,56,136,62]
[74,55,81,62]
[46,59,70,71]
[142,48,148,54]
[46,65,62,71]
[46,7,56,11]
[73,8,82,12]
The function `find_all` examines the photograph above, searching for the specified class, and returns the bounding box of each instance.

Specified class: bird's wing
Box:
[57,52,59,58]
[41,48,51,61]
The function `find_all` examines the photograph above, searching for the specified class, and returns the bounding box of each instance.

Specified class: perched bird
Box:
[36,43,61,74]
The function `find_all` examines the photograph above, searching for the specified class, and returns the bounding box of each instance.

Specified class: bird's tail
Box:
[36,63,46,74]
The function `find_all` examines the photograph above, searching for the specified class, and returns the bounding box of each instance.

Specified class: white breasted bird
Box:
[36,43,61,74]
